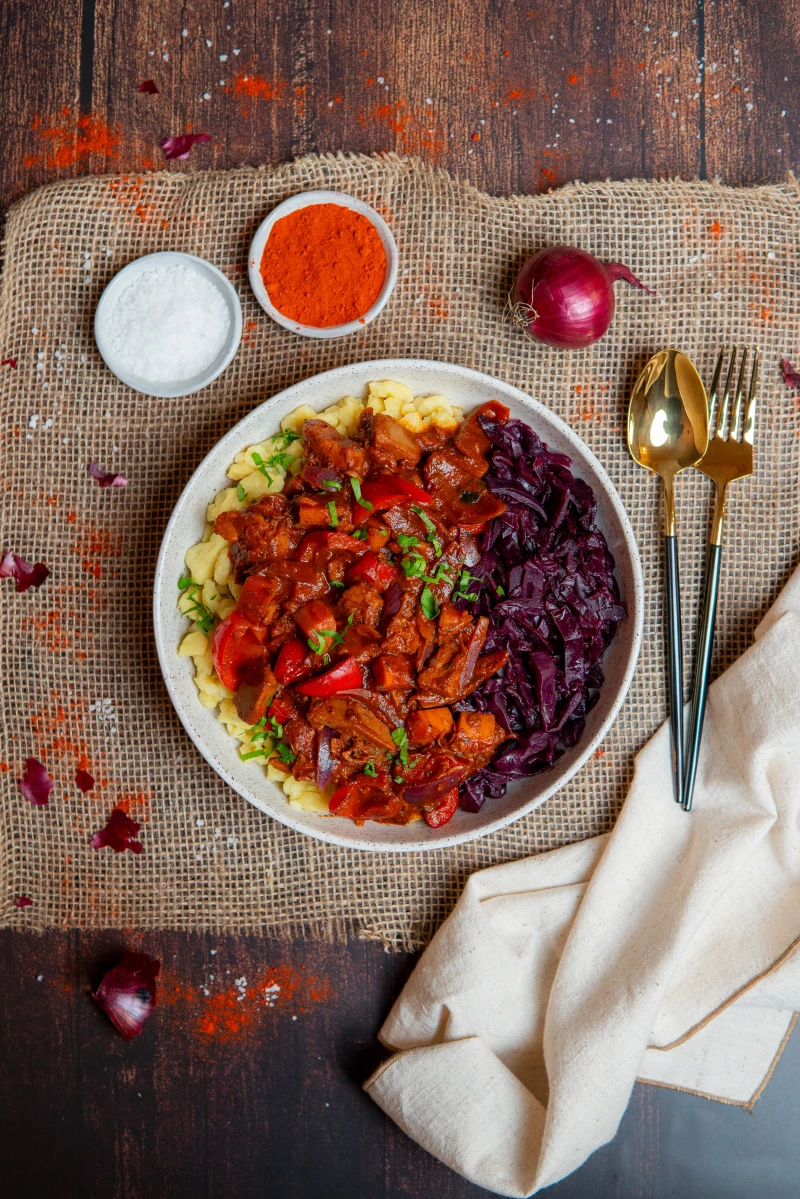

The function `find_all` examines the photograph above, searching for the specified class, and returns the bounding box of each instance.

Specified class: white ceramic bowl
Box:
[94,251,243,398]
[154,359,643,853]
[248,190,398,339]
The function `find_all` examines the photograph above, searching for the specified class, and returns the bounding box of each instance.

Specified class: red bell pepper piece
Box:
[296,530,365,562]
[268,692,294,723]
[424,787,459,828]
[352,477,431,525]
[212,612,268,692]
[273,638,311,684]
[391,477,433,504]
[344,550,396,593]
[294,655,362,697]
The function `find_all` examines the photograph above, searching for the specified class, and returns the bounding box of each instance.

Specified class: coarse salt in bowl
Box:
[94,251,243,398]
[248,190,398,339]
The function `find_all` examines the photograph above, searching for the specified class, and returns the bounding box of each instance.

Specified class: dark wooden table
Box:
[2,3,799,1196]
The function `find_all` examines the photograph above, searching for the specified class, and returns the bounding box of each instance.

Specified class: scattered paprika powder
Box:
[260,202,387,328]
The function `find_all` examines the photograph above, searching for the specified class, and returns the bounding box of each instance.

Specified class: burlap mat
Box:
[2,155,798,948]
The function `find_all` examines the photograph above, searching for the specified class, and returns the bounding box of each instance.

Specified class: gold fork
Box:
[683,344,759,811]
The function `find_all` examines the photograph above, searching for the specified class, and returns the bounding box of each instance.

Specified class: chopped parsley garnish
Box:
[251,451,274,486]
[273,740,296,765]
[496,584,506,597]
[241,747,268,761]
[274,429,300,448]
[236,482,246,502]
[322,478,341,491]
[454,568,480,603]
[401,550,428,580]
[330,579,345,588]
[350,476,372,510]
[397,534,420,550]
[250,716,268,744]
[352,527,367,541]
[308,628,343,656]
[391,727,409,769]
[266,715,296,765]
[420,585,439,621]
[327,500,339,528]
[178,578,215,634]
[412,505,442,557]
[363,761,378,778]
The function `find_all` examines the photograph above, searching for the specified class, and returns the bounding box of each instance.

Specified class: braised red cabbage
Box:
[456,414,625,811]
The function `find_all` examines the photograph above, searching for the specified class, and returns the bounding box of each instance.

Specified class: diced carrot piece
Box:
[372,653,415,691]
[293,599,337,639]
[455,710,497,746]
[437,602,472,642]
[407,706,454,747]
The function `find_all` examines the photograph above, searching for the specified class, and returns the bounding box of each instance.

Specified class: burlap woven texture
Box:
[2,154,798,948]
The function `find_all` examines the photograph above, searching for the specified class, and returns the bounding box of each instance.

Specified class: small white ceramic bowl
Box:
[248,190,398,339]
[94,251,243,398]
[154,359,643,854]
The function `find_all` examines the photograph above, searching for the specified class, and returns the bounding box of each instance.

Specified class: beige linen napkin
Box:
[365,564,800,1198]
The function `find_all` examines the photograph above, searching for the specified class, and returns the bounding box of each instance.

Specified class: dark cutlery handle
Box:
[683,544,722,812]
[664,534,685,806]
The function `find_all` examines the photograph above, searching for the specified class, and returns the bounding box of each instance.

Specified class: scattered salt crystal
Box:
[162,53,169,61]
[205,38,212,47]
[768,251,776,259]
[233,48,240,55]
[37,975,43,982]
[219,54,228,61]
[210,948,217,955]
[105,263,230,385]
[197,818,205,826]
[203,92,211,100]
[182,28,188,36]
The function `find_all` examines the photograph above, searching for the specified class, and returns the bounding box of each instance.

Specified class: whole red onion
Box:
[508,246,653,350]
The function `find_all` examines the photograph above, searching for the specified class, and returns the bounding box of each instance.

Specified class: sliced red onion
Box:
[91,808,143,854]
[316,726,334,790]
[160,132,211,160]
[14,896,32,908]
[92,952,161,1041]
[403,767,467,806]
[88,461,127,488]
[458,617,488,692]
[137,79,159,94]
[303,464,342,490]
[75,769,95,793]
[0,552,50,592]
[382,581,403,621]
[781,358,800,388]
[19,758,53,806]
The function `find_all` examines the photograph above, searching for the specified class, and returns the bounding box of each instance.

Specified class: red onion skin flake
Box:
[1,357,17,368]
[92,952,161,1040]
[137,79,159,95]
[76,769,95,793]
[14,896,33,909]
[781,358,800,388]
[19,758,54,806]
[160,132,211,161]
[88,461,127,488]
[91,807,143,854]
[0,552,50,592]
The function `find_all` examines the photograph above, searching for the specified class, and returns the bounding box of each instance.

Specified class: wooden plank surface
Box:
[3,1,800,1196]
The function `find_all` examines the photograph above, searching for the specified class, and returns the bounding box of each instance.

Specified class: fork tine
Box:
[730,346,749,441]
[707,346,726,437]
[718,344,738,439]
[744,346,759,446]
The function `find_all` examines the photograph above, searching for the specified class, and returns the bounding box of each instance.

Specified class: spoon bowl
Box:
[628,348,708,807]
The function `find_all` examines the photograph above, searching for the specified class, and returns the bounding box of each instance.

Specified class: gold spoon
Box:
[627,349,709,807]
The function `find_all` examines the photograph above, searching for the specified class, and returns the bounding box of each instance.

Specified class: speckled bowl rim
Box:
[247,190,399,339]
[94,251,243,398]
[154,359,643,853]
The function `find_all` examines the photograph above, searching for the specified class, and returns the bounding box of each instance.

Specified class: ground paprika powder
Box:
[260,202,387,327]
